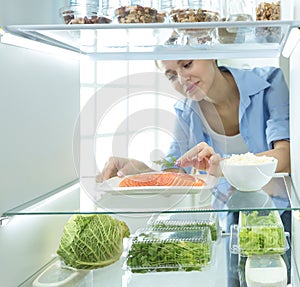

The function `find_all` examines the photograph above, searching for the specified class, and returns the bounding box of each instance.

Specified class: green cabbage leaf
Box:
[57,214,130,270]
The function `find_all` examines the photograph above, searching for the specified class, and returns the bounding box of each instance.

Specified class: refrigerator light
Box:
[0,32,80,60]
[28,183,80,212]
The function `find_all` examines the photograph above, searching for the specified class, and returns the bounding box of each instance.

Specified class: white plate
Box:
[96,174,218,195]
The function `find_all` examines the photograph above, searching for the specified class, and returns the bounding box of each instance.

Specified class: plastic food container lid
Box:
[245,255,287,287]
[229,211,289,256]
[147,211,220,241]
[239,210,284,228]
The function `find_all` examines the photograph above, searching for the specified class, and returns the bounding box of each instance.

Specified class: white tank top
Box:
[199,108,248,155]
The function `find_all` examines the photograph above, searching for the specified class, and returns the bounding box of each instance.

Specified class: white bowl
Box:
[220,155,278,192]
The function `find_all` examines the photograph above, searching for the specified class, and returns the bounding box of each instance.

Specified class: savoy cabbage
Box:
[57,214,130,270]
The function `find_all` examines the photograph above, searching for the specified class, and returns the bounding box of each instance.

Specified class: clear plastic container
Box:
[60,4,112,24]
[226,0,254,24]
[230,210,288,256]
[245,255,288,287]
[114,0,167,23]
[67,0,99,6]
[255,0,281,42]
[124,226,212,273]
[217,0,254,43]
[98,0,114,17]
[168,0,221,45]
[218,18,241,43]
[147,211,221,241]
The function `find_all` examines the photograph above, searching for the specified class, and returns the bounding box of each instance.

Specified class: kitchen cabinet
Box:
[1,20,300,287]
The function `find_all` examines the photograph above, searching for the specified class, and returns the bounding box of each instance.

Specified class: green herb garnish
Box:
[153,155,178,169]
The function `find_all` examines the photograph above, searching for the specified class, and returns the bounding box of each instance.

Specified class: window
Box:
[80,59,177,175]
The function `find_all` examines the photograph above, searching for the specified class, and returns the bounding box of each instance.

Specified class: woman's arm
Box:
[264,68,290,150]
[175,140,290,176]
[254,68,290,173]
[256,140,290,173]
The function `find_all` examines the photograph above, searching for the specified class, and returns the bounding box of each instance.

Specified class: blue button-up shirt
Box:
[164,66,290,169]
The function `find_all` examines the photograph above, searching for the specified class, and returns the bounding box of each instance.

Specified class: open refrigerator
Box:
[1,1,300,286]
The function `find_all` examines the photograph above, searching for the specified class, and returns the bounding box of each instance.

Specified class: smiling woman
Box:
[157,59,218,101]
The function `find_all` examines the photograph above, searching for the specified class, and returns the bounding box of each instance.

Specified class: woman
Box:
[97,59,290,181]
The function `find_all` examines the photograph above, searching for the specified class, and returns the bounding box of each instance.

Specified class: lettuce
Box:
[239,211,285,256]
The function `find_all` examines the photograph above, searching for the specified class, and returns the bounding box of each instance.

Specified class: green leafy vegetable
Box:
[239,211,285,256]
[153,155,178,169]
[57,214,130,270]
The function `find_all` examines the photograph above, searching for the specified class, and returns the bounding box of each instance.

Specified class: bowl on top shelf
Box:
[169,7,220,45]
[114,5,167,23]
[60,5,112,24]
[220,152,278,192]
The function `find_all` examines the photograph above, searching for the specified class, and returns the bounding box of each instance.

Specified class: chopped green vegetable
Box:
[126,228,211,273]
[127,240,211,273]
[239,211,285,256]
[57,214,130,270]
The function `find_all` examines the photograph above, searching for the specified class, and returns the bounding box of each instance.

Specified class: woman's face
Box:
[159,59,217,101]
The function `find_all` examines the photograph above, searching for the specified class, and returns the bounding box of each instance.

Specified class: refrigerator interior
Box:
[0,1,300,287]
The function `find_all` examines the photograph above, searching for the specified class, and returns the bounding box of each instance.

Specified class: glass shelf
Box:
[14,175,300,287]
[17,244,300,287]
[3,174,300,216]
[2,21,300,60]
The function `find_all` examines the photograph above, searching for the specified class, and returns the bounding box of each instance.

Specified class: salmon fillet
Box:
[119,172,205,187]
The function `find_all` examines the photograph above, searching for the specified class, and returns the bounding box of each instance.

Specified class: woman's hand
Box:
[96,156,153,182]
[175,142,221,176]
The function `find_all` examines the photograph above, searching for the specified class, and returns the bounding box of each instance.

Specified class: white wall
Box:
[289,39,300,195]
[0,0,65,25]
[294,0,300,19]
